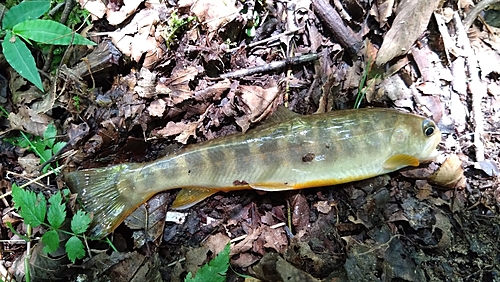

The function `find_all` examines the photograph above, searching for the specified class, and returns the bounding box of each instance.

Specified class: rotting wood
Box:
[454,13,486,163]
[311,0,362,56]
[69,41,122,78]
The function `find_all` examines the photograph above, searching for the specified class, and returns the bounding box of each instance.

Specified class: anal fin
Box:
[171,188,218,210]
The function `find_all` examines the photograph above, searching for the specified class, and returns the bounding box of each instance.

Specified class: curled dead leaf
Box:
[430,154,466,189]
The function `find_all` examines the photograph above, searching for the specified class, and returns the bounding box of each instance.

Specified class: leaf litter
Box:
[1,0,500,281]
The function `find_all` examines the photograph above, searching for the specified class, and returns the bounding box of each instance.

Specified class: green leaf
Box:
[2,0,51,30]
[1,30,44,92]
[33,140,46,155]
[52,141,66,155]
[18,137,30,148]
[71,210,91,235]
[185,243,231,282]
[40,148,52,163]
[65,236,85,263]
[12,19,96,46]
[11,183,46,226]
[47,192,66,229]
[41,229,60,254]
[43,122,56,148]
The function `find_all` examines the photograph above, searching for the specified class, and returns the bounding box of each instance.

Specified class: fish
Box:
[64,107,441,238]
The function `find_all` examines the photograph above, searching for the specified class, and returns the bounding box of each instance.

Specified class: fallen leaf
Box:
[314,200,332,214]
[191,0,239,33]
[17,154,40,175]
[203,233,231,256]
[8,107,52,136]
[235,84,281,131]
[106,0,144,25]
[147,99,166,117]
[370,0,395,27]
[80,0,106,19]
[376,0,442,65]
[430,154,466,189]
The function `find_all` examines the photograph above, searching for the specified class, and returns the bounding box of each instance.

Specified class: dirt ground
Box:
[1,0,500,281]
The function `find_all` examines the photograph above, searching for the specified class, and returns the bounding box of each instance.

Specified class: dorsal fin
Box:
[266,106,300,123]
[253,106,299,131]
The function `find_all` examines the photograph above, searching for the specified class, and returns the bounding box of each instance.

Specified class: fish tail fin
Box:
[64,164,153,239]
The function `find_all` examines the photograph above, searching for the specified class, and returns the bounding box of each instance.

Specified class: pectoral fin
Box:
[171,188,218,210]
[383,154,420,170]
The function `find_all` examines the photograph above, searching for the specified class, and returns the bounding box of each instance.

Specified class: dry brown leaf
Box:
[291,194,310,232]
[430,154,466,189]
[235,85,280,131]
[251,252,321,282]
[370,0,395,27]
[203,233,231,256]
[161,66,199,105]
[109,9,160,61]
[376,0,442,65]
[230,226,263,255]
[106,0,143,25]
[191,0,239,33]
[17,154,40,175]
[80,0,106,19]
[8,107,52,136]
[415,179,433,200]
[375,74,411,102]
[314,201,332,214]
[262,226,288,253]
[125,193,169,248]
[147,99,166,117]
[155,121,191,137]
[136,68,157,98]
[174,122,199,144]
[231,252,260,268]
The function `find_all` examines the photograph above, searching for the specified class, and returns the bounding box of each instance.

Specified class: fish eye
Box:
[422,120,436,137]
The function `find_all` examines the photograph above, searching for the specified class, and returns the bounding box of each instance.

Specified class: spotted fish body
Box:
[65,107,441,238]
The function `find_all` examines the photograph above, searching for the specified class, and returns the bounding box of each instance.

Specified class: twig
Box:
[226,27,304,53]
[220,53,320,79]
[0,260,16,282]
[1,167,65,200]
[42,0,77,72]
[463,0,500,30]
[454,13,486,163]
[311,0,362,56]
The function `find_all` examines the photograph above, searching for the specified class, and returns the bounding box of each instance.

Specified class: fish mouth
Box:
[419,133,441,163]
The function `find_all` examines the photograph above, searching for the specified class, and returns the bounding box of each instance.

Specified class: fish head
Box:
[389,114,442,164]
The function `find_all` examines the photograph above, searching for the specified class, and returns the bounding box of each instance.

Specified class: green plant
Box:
[10,183,92,263]
[0,0,96,92]
[5,122,67,173]
[354,59,379,109]
[162,11,195,49]
[244,11,260,37]
[185,243,231,282]
[72,95,81,111]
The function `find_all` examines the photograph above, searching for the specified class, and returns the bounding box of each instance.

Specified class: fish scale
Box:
[64,107,441,238]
